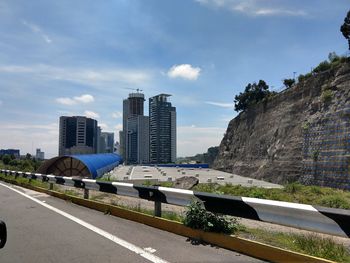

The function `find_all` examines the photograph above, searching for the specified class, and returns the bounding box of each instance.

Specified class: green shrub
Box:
[143,180,152,186]
[248,188,265,198]
[183,200,237,234]
[8,159,19,166]
[298,72,312,82]
[313,60,331,73]
[302,121,310,132]
[194,183,218,193]
[312,150,320,162]
[284,182,302,194]
[319,196,350,209]
[310,186,322,195]
[2,155,11,165]
[321,89,333,103]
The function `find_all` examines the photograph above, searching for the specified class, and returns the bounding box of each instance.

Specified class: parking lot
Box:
[108,165,282,188]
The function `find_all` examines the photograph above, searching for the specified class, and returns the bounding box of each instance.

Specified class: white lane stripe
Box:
[130,166,135,177]
[0,182,169,263]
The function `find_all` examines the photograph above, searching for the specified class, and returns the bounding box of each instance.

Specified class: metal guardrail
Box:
[1,169,350,238]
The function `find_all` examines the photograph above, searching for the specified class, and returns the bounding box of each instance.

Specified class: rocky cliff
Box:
[213,61,350,188]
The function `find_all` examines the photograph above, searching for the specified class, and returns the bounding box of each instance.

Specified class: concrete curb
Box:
[0,176,336,263]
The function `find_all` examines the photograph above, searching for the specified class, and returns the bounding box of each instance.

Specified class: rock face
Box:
[213,62,350,188]
[174,176,199,189]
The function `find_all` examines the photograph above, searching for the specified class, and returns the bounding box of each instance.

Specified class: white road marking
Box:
[0,182,169,263]
[13,186,49,198]
[144,247,157,253]
[130,166,135,177]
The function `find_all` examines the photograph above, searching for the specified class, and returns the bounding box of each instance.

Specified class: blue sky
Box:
[0,0,348,158]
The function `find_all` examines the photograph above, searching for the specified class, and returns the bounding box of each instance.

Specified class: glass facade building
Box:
[149,94,176,164]
[59,116,98,156]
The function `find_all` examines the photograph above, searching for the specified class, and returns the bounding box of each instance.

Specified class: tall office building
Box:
[0,149,20,158]
[100,132,114,153]
[36,148,45,160]
[120,92,148,164]
[149,94,176,163]
[97,127,114,154]
[126,115,149,164]
[59,116,98,156]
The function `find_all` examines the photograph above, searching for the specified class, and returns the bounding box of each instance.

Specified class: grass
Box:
[0,172,49,189]
[238,227,350,262]
[193,182,350,209]
[142,181,174,187]
[109,199,184,221]
[63,189,81,197]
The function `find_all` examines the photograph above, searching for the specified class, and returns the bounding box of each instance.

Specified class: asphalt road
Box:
[0,182,264,263]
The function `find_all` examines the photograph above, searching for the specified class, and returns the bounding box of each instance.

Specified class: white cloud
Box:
[0,65,34,73]
[84,110,100,119]
[167,64,201,80]
[177,125,225,156]
[205,101,234,108]
[253,8,306,16]
[22,20,52,43]
[195,0,307,17]
[56,97,76,105]
[0,64,152,87]
[74,94,94,103]
[99,123,109,130]
[112,111,122,119]
[56,94,94,105]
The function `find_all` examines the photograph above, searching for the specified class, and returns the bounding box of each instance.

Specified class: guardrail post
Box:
[154,201,162,217]
[84,189,89,199]
[49,183,53,190]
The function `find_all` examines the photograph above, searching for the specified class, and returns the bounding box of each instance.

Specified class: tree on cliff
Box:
[234,80,271,112]
[340,10,350,50]
[283,78,295,89]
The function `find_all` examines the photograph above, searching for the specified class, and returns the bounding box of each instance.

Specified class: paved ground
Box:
[0,182,265,263]
[109,165,282,188]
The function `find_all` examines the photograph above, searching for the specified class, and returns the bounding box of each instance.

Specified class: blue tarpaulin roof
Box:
[70,153,123,179]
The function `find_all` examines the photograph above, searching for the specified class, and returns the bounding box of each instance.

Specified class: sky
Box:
[0,0,349,158]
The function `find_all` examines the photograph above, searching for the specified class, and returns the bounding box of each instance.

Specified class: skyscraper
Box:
[126,115,149,164]
[149,94,176,163]
[100,132,114,153]
[36,148,45,160]
[120,92,149,164]
[59,116,98,156]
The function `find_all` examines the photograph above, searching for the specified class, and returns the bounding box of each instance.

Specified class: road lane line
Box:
[130,166,135,178]
[0,182,169,263]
